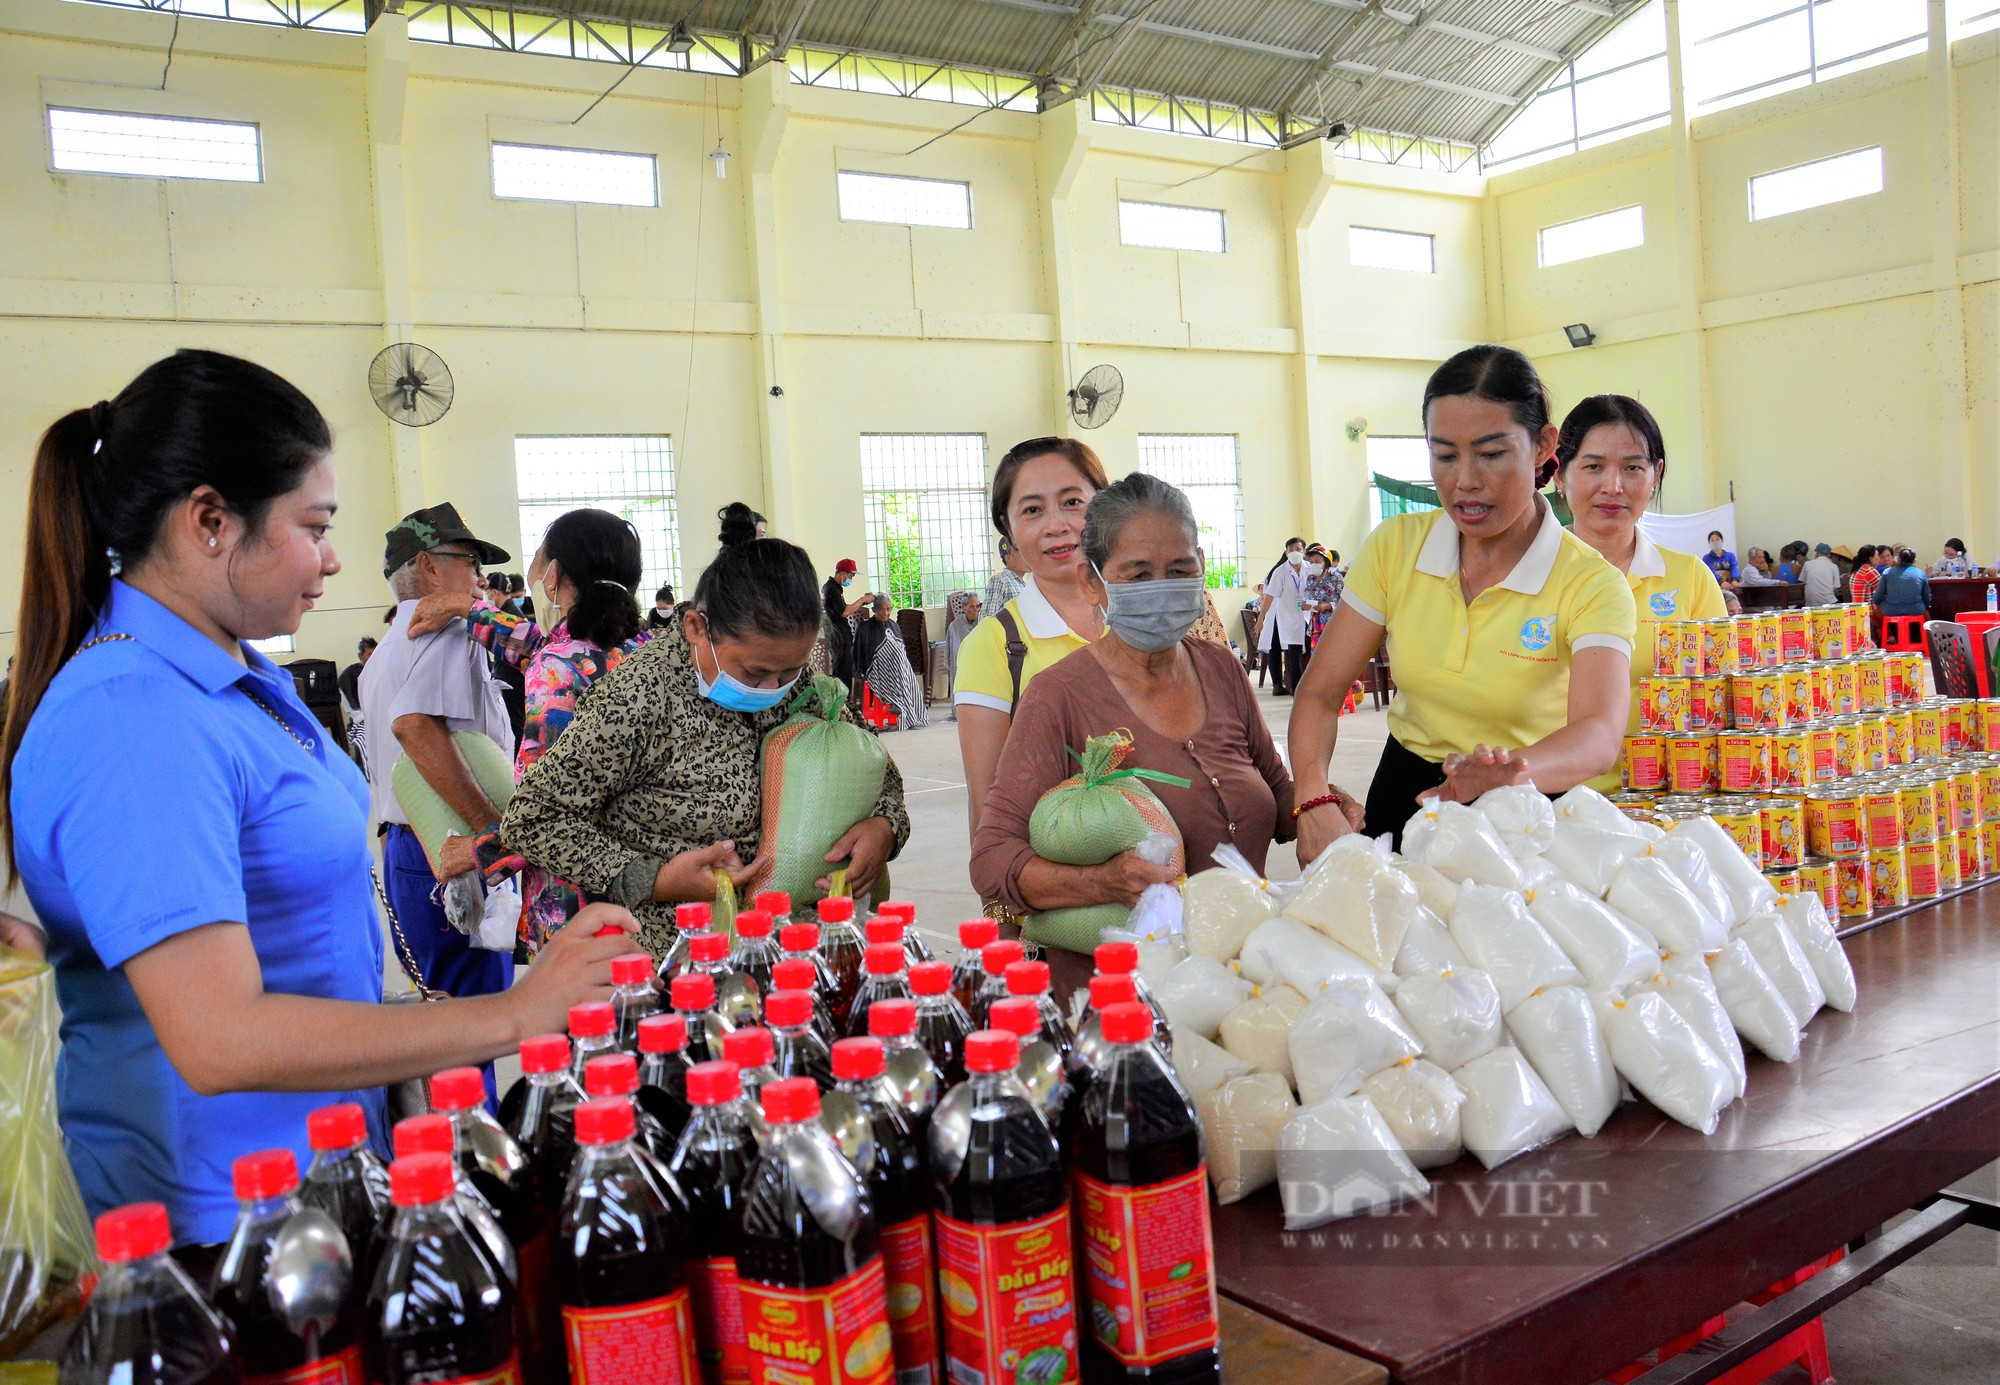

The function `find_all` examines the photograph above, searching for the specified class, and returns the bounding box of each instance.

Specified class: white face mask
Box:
[1286,550,1305,568]
[1306,561,1325,578]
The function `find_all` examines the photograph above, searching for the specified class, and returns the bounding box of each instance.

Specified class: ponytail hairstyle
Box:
[1554,393,1668,488]
[1422,344,1558,486]
[717,501,764,548]
[538,507,643,651]
[3,349,330,878]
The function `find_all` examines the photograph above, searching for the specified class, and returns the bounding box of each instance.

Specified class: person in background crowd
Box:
[501,539,911,958]
[1874,547,1932,618]
[337,637,376,772]
[1848,545,1882,604]
[944,591,982,715]
[485,570,509,607]
[1301,543,1341,649]
[984,534,1028,615]
[649,583,678,628]
[1288,345,1635,852]
[1254,537,1310,695]
[857,593,928,731]
[1701,530,1739,587]
[1741,548,1782,586]
[971,474,1312,949]
[718,501,766,547]
[1802,542,1841,606]
[1,349,634,1245]
[1931,539,1973,578]
[956,437,1110,841]
[822,558,868,688]
[511,573,535,618]
[1773,543,1800,582]
[1553,394,1726,793]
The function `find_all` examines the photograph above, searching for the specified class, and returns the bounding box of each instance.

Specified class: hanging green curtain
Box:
[1371,474,1573,526]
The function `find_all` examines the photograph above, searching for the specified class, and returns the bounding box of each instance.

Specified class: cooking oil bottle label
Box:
[739,1257,894,1385]
[562,1290,698,1384]
[1075,1167,1220,1367]
[879,1215,940,1384]
[934,1205,1079,1385]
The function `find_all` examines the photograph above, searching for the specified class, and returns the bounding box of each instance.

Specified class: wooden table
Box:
[1734,582,1805,610]
[1930,576,2000,622]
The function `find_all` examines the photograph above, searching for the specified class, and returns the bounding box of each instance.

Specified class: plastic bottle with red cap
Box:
[1094,940,1172,1047]
[388,1114,517,1290]
[61,1203,239,1385]
[666,1061,760,1385]
[568,999,624,1080]
[845,942,914,1040]
[736,1078,892,1385]
[500,1034,584,1215]
[814,896,868,1026]
[772,955,837,1045]
[929,1029,1079,1385]
[823,1038,939,1384]
[428,1067,539,1253]
[764,988,835,1089]
[1066,972,1143,1093]
[908,961,971,1089]
[754,890,793,931]
[1073,1003,1219,1383]
[971,939,1026,1030]
[875,900,935,966]
[299,1102,392,1283]
[729,908,783,998]
[867,998,941,1140]
[554,1098,700,1385]
[688,931,762,1030]
[212,1148,363,1382]
[1004,958,1076,1065]
[777,920,840,1004]
[366,1153,518,1385]
[986,998,1067,1130]
[720,1026,781,1144]
[634,1013,696,1143]
[668,969,732,1065]
[609,953,663,1053]
[660,900,715,982]
[583,1053,679,1170]
[950,919,1000,1016]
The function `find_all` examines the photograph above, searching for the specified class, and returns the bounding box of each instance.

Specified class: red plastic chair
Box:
[860,683,898,730]
[1879,614,1928,653]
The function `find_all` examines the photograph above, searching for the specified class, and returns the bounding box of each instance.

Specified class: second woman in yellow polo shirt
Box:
[1554,393,1727,791]
[1290,346,1637,853]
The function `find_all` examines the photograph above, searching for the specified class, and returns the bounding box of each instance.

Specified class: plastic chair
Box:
[1879,614,1928,652]
[1926,621,1979,699]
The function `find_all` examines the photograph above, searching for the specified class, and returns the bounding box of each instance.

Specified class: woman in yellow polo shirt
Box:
[1290,346,1637,853]
[955,436,1110,839]
[1554,394,1727,791]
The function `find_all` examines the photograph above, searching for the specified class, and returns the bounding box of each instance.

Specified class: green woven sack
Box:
[751,676,889,906]
[391,731,517,870]
[1023,731,1188,954]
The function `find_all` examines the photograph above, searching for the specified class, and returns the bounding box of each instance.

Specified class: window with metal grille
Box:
[1119,200,1227,253]
[491,142,657,206]
[1135,435,1244,591]
[1538,204,1645,268]
[1348,226,1436,273]
[1749,146,1883,220]
[1366,436,1436,530]
[513,437,680,601]
[859,435,990,609]
[48,107,263,181]
[837,171,973,228]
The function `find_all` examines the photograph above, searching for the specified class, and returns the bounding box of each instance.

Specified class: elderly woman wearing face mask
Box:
[971,475,1352,940]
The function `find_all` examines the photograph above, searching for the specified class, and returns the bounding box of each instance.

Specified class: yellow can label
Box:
[1798,859,1837,914]
[1868,848,1909,910]
[1623,735,1668,792]
[1759,799,1805,869]
[1779,610,1812,662]
[1854,656,1887,713]
[1835,856,1872,918]
[1718,733,1772,794]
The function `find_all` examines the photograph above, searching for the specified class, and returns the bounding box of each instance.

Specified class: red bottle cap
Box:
[959,918,1000,949]
[232,1148,299,1202]
[306,1102,368,1152]
[867,998,918,1038]
[1101,1001,1156,1046]
[818,898,855,924]
[671,972,716,1011]
[389,1152,456,1208]
[761,1076,821,1124]
[392,1114,454,1159]
[964,1029,1020,1074]
[95,1203,171,1263]
[429,1067,485,1113]
[574,1097,636,1147]
[735,909,774,939]
[988,998,1039,1039]
[779,923,820,953]
[593,925,624,939]
[637,1013,689,1055]
[1095,941,1139,975]
[610,954,653,986]
[864,942,905,977]
[519,1033,571,1075]
[1089,974,1140,1011]
[1005,960,1051,997]
[756,891,792,915]
[722,1026,776,1068]
[570,1001,616,1039]
[879,901,917,925]
[584,1053,640,1098]
[764,989,813,1028]
[909,961,952,996]
[685,1060,741,1107]
[690,933,731,964]
[676,902,712,931]
[981,941,1025,975]
[772,958,818,991]
[833,1037,886,1082]
[865,918,904,947]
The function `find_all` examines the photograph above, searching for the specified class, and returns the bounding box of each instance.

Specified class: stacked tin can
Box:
[1617,601,2000,923]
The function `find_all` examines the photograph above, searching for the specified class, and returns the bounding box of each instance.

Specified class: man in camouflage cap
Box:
[379,502,511,578]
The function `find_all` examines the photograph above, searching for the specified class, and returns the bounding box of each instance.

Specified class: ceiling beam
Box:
[1033,0,1109,78]
[975,0,1322,63]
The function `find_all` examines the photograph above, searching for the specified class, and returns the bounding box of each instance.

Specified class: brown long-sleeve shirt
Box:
[970,637,1293,915]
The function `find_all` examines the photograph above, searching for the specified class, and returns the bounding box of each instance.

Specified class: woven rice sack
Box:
[748,676,889,907]
[393,730,518,869]
[1022,731,1186,954]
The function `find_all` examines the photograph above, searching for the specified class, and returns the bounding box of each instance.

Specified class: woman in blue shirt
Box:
[1,350,637,1248]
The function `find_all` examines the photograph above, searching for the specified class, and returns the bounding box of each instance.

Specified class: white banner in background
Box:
[1640,504,1737,559]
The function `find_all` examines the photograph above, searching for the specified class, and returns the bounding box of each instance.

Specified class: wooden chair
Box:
[894,609,932,706]
[1367,652,1395,709]
[1238,606,1262,677]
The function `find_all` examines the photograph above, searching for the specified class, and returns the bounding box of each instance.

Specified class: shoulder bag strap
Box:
[996,608,1028,712]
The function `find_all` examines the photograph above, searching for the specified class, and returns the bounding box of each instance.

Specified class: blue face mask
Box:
[694,625,796,713]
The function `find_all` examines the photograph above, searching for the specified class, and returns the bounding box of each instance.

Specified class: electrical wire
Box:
[158,0,185,89]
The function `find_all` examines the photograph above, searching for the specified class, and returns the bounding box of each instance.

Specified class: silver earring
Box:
[208,537,219,548]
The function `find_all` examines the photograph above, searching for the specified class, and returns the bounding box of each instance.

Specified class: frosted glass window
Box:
[249,635,295,655]
[837,171,973,229]
[1538,205,1645,268]
[1481,1,1666,174]
[48,108,262,181]
[1749,147,1883,220]
[492,143,657,206]
[1119,200,1227,253]
[1348,226,1435,273]
[1687,1,1927,111]
[1573,56,1670,138]
[1574,0,1667,76]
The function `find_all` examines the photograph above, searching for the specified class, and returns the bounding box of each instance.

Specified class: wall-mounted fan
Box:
[369,342,454,427]
[1068,364,1123,430]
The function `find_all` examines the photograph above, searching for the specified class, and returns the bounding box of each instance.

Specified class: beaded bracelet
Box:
[1291,791,1345,822]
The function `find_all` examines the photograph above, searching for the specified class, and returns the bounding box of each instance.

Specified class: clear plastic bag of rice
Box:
[1393,906,1471,980]
[1238,918,1396,998]
[1285,836,1419,971]
[1099,925,1186,991]
[1667,816,1778,926]
[1447,884,1582,1012]
[1607,855,1727,955]
[1277,1096,1432,1229]
[1392,968,1503,1072]
[1602,992,1735,1135]
[1173,1029,1258,1103]
[1555,785,1652,836]
[1199,1071,1296,1205]
[1421,802,1526,890]
[1152,955,1252,1041]
[1546,820,1649,897]
[1290,979,1422,1105]
[1453,1047,1574,1169]
[1218,984,1309,1085]
[1475,785,1556,860]
[1707,938,1802,1062]
[1504,985,1621,1138]
[1392,856,1461,920]
[1777,893,1857,1012]
[1519,855,1559,891]
[1182,844,1280,962]
[1356,1058,1466,1170]
[1527,879,1660,993]
[1732,910,1825,1027]
[1647,837,1735,935]
[1639,954,1747,1099]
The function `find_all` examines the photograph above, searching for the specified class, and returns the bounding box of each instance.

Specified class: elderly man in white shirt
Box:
[1801,543,1843,606]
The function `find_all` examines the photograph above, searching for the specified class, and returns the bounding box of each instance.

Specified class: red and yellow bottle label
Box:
[407,1362,520,1385]
[878,1215,939,1383]
[689,1256,752,1385]
[739,1257,894,1385]
[933,1205,1079,1385]
[1075,1167,1220,1368]
[563,1290,699,1385]
[245,1345,365,1385]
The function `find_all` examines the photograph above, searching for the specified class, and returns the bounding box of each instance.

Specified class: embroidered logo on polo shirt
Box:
[1519,617,1553,652]
[1649,589,1679,617]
